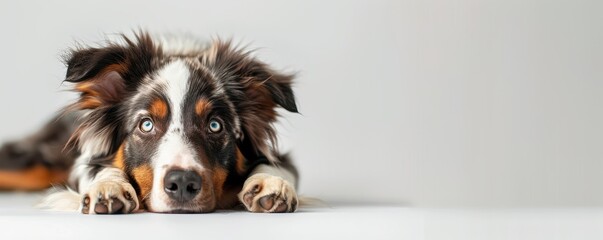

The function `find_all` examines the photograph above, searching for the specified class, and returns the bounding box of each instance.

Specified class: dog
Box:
[0,31,300,214]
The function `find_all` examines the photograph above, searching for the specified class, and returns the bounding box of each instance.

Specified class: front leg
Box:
[74,165,139,214]
[238,164,299,213]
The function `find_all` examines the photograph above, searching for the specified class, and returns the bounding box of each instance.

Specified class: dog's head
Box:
[64,32,297,212]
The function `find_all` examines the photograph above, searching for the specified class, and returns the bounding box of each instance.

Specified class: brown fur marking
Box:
[149,99,168,119]
[112,142,126,170]
[212,167,228,201]
[235,148,246,175]
[0,165,68,190]
[195,99,211,116]
[132,164,153,200]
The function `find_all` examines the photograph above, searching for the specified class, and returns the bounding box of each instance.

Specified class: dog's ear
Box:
[63,33,158,155]
[65,34,157,110]
[65,47,128,109]
[205,41,298,113]
[261,70,298,113]
[203,41,298,161]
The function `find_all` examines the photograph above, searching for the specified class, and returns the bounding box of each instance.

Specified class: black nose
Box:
[163,170,202,202]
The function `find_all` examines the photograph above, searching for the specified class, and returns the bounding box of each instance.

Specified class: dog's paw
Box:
[238,173,298,213]
[81,181,139,214]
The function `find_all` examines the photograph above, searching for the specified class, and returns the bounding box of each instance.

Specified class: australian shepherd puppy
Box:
[0,31,299,214]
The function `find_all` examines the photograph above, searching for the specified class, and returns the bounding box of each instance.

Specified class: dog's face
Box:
[65,33,297,212]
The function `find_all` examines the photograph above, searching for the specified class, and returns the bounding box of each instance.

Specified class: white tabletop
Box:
[0,193,601,240]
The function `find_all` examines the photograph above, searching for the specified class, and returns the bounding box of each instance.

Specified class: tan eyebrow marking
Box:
[195,99,212,115]
[149,99,168,119]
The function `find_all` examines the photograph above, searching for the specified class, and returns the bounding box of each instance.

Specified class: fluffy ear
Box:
[65,47,128,109]
[204,41,298,113]
[203,41,298,162]
[65,33,157,110]
[63,33,158,155]
[262,71,298,113]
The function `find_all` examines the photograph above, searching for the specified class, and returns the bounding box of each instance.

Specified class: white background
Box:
[0,0,601,207]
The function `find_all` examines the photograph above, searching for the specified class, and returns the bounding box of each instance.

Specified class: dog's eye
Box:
[208,119,222,133]
[139,118,154,132]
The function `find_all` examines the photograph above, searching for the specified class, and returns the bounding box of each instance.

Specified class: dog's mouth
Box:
[143,196,217,213]
[161,208,216,214]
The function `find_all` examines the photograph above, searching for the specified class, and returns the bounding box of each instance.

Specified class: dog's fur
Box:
[0,31,300,214]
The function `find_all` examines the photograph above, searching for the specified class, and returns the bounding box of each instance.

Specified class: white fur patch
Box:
[147,60,205,212]
[37,188,81,212]
[42,165,137,213]
[69,153,94,192]
[250,164,297,187]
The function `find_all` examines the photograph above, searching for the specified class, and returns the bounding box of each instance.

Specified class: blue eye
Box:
[140,118,154,132]
[208,119,222,133]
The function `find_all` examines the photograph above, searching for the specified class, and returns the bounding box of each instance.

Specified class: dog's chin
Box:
[162,208,215,214]
[146,205,216,213]
[145,197,216,213]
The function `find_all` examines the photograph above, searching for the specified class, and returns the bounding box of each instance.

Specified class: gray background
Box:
[0,0,601,207]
